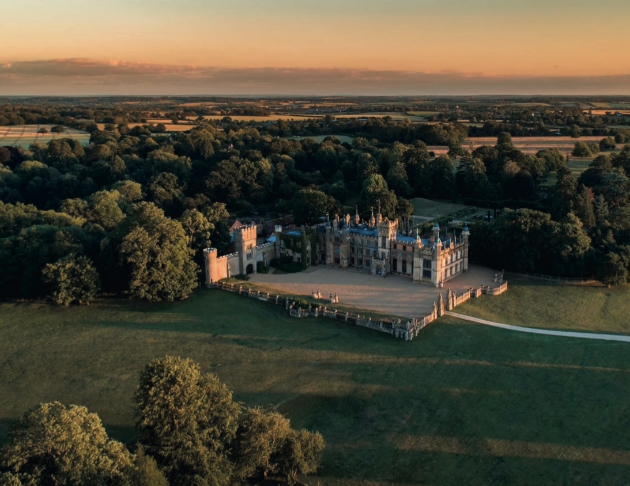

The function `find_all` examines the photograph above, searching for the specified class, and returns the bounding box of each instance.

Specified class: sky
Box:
[1,0,629,95]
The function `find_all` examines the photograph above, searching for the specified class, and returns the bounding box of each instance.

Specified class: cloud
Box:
[1,58,629,95]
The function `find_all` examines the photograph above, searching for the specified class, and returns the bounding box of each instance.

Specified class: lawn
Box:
[455,276,630,334]
[2,290,630,485]
[412,198,484,220]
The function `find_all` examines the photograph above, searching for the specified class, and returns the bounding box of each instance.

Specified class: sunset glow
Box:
[2,0,630,94]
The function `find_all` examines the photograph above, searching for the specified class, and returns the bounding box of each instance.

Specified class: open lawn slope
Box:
[457,277,630,334]
[2,290,630,485]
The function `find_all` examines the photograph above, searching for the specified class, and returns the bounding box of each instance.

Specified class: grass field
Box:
[3,289,630,484]
[0,125,90,148]
[412,198,485,220]
[456,276,630,334]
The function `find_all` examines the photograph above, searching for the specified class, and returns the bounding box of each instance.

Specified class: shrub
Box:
[256,261,269,274]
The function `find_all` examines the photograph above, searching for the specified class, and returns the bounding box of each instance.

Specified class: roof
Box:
[284,229,302,237]
[395,235,416,244]
[348,226,378,238]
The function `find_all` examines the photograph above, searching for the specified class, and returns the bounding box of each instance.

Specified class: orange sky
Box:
[1,0,629,94]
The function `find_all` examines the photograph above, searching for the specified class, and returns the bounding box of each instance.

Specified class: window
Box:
[402,260,407,273]
[423,270,431,279]
[334,257,340,265]
[381,236,386,247]
[423,259,431,269]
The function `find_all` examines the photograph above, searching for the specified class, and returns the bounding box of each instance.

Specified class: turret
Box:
[204,248,222,285]
[462,222,470,245]
[462,222,470,272]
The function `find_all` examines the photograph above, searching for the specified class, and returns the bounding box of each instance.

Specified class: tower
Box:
[376,217,398,273]
[432,222,443,287]
[462,223,470,272]
[203,248,217,285]
[234,225,258,275]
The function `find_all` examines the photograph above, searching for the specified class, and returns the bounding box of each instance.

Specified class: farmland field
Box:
[2,290,630,485]
[0,125,90,148]
[469,136,606,154]
[201,114,323,121]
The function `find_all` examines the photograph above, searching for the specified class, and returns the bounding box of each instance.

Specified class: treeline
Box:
[0,356,325,486]
[3,109,630,297]
[0,121,565,301]
[472,145,630,284]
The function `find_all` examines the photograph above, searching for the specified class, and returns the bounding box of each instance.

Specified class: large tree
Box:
[291,188,340,226]
[42,254,100,305]
[0,402,134,486]
[120,203,198,301]
[134,356,241,486]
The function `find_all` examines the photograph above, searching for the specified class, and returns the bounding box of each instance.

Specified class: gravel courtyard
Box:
[249,264,499,318]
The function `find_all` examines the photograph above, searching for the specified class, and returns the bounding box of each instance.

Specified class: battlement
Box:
[234,224,258,241]
[204,248,218,255]
[217,252,240,261]
[256,242,275,250]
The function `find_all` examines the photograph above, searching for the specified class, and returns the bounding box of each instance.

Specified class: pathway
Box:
[446,312,630,343]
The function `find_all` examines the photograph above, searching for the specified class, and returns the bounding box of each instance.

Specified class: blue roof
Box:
[395,235,416,244]
[285,230,302,237]
[267,235,277,243]
[348,226,378,237]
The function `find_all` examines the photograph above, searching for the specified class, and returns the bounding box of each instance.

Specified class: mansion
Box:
[204,211,470,288]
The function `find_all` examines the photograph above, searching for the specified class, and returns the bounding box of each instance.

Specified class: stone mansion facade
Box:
[204,211,470,288]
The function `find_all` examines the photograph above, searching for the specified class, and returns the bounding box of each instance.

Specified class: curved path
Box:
[446,311,630,343]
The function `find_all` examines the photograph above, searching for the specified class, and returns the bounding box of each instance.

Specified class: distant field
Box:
[588,109,630,115]
[284,134,355,144]
[96,122,195,132]
[201,114,322,121]
[0,125,90,148]
[3,290,630,485]
[469,136,605,154]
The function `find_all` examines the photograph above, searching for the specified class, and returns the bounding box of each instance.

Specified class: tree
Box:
[134,356,241,486]
[87,190,125,230]
[572,141,592,158]
[596,251,628,287]
[233,407,291,480]
[120,203,198,301]
[277,429,325,482]
[42,254,100,305]
[0,402,134,485]
[359,174,398,219]
[129,446,169,486]
[291,188,338,226]
[599,137,616,152]
[179,209,213,249]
